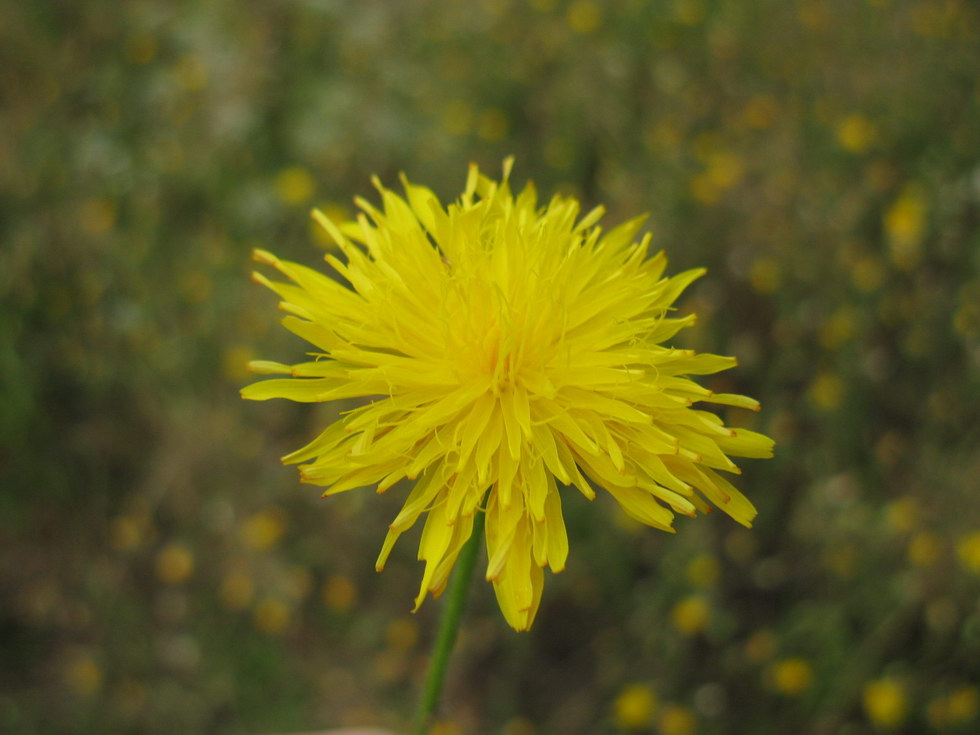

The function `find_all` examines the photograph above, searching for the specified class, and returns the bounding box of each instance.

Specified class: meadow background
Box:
[2,0,980,733]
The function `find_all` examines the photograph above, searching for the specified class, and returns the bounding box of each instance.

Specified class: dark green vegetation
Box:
[2,1,979,733]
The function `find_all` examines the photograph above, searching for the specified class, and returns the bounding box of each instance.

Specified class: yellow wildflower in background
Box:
[276,166,315,205]
[155,543,194,585]
[955,531,980,573]
[863,678,908,729]
[884,184,927,270]
[613,683,657,729]
[243,160,773,630]
[770,658,813,695]
[64,652,103,696]
[659,705,697,735]
[672,595,710,635]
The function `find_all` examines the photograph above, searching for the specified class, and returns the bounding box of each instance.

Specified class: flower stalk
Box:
[412,509,485,735]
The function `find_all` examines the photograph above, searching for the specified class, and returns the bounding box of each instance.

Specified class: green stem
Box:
[412,510,485,735]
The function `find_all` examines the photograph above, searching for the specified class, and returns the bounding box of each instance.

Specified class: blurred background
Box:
[2,0,980,733]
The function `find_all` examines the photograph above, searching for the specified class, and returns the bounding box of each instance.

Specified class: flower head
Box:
[243,160,773,630]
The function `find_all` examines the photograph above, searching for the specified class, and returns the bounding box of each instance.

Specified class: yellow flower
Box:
[928,686,980,728]
[240,507,287,550]
[946,686,979,724]
[659,704,696,735]
[956,531,980,573]
[275,166,315,205]
[672,595,710,635]
[322,574,358,612]
[836,114,877,154]
[566,0,602,34]
[863,678,908,729]
[884,184,927,270]
[770,658,813,695]
[156,543,194,585]
[219,571,254,610]
[613,683,657,729]
[253,597,291,635]
[243,161,774,630]
[907,531,941,566]
[64,652,102,696]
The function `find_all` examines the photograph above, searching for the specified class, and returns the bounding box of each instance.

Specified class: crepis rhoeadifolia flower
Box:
[244,160,773,630]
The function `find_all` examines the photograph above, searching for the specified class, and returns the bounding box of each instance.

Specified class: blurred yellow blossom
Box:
[79,198,116,236]
[64,653,102,696]
[386,618,420,653]
[818,307,857,350]
[953,300,980,339]
[706,152,744,188]
[156,544,194,585]
[907,531,941,567]
[770,658,813,695]
[613,683,657,729]
[275,166,315,205]
[884,184,927,270]
[946,687,979,724]
[956,531,980,573]
[173,55,208,91]
[836,114,877,153]
[253,598,290,634]
[567,0,602,34]
[672,596,710,635]
[928,686,979,728]
[852,255,885,293]
[691,151,745,203]
[240,507,287,550]
[885,495,919,534]
[322,574,358,612]
[110,515,149,551]
[863,678,908,729]
[219,571,254,610]
[674,0,707,26]
[430,721,463,735]
[659,704,696,735]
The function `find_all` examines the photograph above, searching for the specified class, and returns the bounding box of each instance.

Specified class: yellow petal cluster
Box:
[243,160,773,630]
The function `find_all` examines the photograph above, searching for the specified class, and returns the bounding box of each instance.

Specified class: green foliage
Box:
[2,0,979,733]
